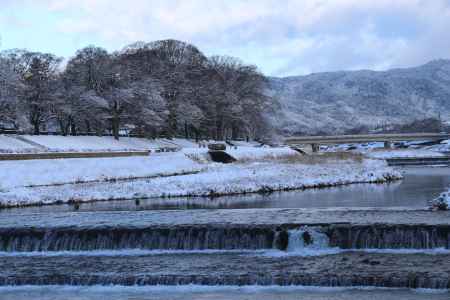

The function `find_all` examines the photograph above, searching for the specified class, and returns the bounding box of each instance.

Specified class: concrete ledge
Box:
[0,151,150,161]
[386,156,450,166]
[1,209,449,229]
[1,252,449,288]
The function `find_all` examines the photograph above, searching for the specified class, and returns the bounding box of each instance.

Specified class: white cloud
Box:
[3,0,450,76]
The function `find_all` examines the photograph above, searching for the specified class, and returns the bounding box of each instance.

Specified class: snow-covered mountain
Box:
[266,60,450,135]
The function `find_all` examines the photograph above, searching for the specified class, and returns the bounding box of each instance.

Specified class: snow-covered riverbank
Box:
[0,150,401,208]
[0,152,202,189]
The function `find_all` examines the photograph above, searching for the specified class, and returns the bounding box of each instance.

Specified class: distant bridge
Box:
[285,133,450,152]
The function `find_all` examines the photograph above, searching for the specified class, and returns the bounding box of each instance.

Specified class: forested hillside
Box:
[266,60,450,135]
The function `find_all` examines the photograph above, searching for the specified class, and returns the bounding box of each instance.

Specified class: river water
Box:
[0,286,448,300]
[1,166,449,299]
[4,166,449,214]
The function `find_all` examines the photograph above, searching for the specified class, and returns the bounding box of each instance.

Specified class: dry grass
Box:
[186,150,365,165]
[247,151,365,165]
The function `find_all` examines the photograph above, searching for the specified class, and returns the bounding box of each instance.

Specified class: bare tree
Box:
[2,50,62,134]
[0,56,21,129]
[0,40,270,140]
[205,56,268,140]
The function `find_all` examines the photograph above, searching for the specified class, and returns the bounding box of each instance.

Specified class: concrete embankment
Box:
[386,156,450,166]
[0,151,150,161]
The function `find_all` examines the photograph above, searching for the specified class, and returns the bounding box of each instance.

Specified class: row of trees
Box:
[0,40,270,140]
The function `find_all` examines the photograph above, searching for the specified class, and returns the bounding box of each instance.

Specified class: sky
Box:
[1,0,450,77]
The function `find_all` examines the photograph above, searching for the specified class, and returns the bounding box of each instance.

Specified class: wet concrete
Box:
[1,209,449,230]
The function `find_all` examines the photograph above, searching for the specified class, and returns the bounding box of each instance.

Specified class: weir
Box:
[0,252,449,288]
[1,224,449,252]
[1,209,449,290]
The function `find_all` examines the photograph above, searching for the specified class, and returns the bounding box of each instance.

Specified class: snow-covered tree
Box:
[205,55,268,140]
[0,57,21,128]
[0,40,270,139]
[1,50,62,134]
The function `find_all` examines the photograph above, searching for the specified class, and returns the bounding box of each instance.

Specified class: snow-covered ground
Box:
[227,146,297,160]
[428,139,450,153]
[0,152,202,189]
[323,140,449,159]
[12,135,177,152]
[0,135,193,153]
[0,151,401,207]
[0,136,402,208]
[182,146,297,163]
[0,135,38,153]
[0,135,266,154]
[365,148,445,159]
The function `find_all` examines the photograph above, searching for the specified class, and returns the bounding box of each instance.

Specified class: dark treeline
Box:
[0,39,270,140]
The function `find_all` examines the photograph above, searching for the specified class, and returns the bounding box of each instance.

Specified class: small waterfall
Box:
[287,227,331,253]
[0,225,448,252]
[0,227,283,252]
[327,225,450,249]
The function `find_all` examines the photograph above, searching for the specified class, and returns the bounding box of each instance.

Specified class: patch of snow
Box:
[181,146,297,163]
[162,138,198,148]
[428,140,450,153]
[430,189,450,210]
[0,135,268,154]
[0,135,39,153]
[363,149,445,159]
[21,135,155,152]
[0,152,202,189]
[227,146,297,161]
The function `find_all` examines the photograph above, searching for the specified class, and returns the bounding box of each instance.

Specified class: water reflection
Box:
[3,167,449,214]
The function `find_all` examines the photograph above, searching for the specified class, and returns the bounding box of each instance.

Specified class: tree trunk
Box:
[85,120,90,133]
[70,116,77,136]
[112,117,120,140]
[184,121,189,139]
[194,128,199,143]
[231,124,239,140]
[58,119,67,136]
[33,122,40,135]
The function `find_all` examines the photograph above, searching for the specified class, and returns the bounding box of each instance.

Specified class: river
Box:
[3,166,449,214]
[0,166,448,299]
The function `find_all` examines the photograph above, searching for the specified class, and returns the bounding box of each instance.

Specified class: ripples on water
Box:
[0,286,448,300]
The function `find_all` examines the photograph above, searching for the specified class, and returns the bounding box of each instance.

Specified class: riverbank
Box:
[0,150,401,208]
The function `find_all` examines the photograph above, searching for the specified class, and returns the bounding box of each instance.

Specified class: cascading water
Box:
[285,227,338,255]
[0,225,449,253]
